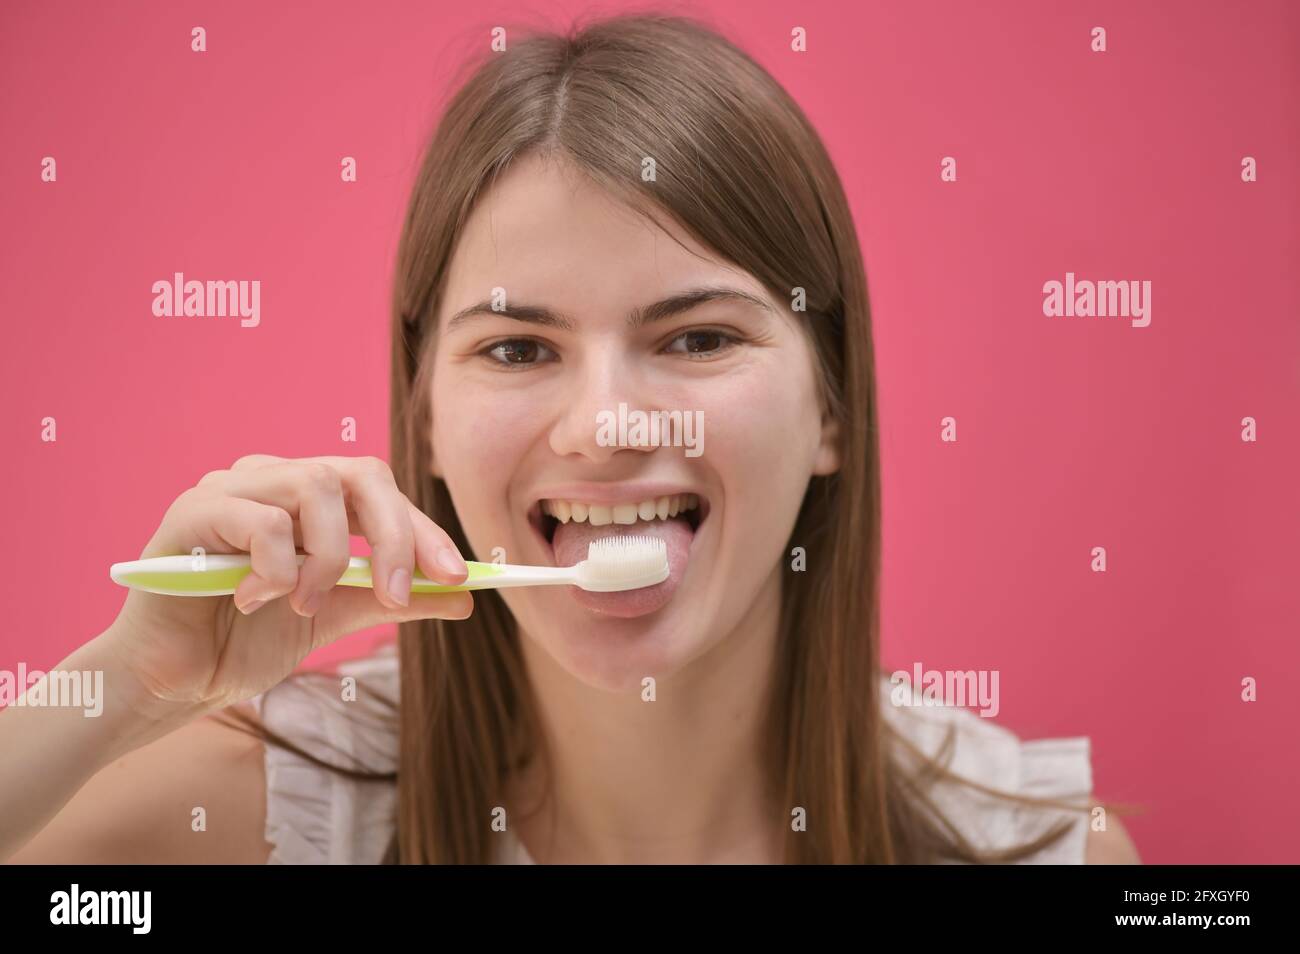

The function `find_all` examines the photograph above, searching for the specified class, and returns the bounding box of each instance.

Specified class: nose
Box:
[547,346,657,463]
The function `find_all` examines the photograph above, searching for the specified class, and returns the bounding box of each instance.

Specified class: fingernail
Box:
[239,598,267,615]
[300,591,322,617]
[437,548,468,579]
[388,567,411,606]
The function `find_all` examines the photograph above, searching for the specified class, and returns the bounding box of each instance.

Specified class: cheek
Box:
[431,370,533,478]
[693,355,824,503]
[430,369,544,551]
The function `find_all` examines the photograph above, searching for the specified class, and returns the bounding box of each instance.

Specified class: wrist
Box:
[70,631,210,765]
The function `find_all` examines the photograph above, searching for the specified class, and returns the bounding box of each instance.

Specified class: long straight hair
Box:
[224,12,1099,863]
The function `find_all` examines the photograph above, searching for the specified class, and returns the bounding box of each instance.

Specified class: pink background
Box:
[1,0,1296,863]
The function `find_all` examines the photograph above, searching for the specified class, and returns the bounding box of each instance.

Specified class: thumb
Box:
[309,587,474,647]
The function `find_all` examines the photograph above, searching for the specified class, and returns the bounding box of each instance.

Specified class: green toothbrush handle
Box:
[109,554,507,597]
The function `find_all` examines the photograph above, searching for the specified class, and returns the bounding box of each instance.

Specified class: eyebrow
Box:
[444,286,775,333]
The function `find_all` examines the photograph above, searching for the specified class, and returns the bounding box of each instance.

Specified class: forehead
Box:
[438,153,765,322]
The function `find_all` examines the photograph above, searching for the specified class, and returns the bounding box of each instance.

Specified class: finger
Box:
[207,457,455,561]
[223,503,301,613]
[287,464,352,618]
[405,500,469,585]
[200,456,464,602]
[267,457,461,602]
[146,492,300,612]
[311,588,474,648]
[268,495,468,589]
[229,454,286,472]
[213,463,351,618]
[335,460,417,609]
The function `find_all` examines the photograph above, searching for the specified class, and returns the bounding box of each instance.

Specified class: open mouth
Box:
[525,490,710,618]
[529,493,707,549]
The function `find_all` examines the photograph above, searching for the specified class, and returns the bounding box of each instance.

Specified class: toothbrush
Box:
[110,535,669,597]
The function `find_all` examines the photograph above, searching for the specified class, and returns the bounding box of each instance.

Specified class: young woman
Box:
[2,13,1137,865]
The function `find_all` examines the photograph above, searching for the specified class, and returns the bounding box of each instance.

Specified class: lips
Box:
[528,488,708,618]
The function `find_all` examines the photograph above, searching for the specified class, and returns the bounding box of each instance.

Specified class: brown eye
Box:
[485,338,554,366]
[665,329,736,357]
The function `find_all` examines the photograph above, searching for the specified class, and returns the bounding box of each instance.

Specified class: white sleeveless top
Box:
[249,642,1092,864]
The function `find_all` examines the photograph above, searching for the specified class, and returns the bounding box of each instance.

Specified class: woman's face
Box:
[430,154,839,692]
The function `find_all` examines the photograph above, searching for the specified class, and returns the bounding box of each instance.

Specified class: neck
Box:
[511,565,784,864]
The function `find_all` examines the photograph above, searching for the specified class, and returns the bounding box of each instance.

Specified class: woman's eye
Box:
[664,329,736,357]
[483,338,555,367]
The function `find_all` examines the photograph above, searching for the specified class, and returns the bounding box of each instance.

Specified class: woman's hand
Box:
[101,454,472,720]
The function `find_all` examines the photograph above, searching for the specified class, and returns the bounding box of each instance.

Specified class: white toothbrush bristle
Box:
[577,535,671,592]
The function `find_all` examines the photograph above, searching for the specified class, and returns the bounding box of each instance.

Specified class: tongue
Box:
[551,515,694,617]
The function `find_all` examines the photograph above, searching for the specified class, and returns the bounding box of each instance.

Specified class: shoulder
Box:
[9,702,270,863]
[249,641,401,865]
[879,673,1098,864]
[1086,818,1141,864]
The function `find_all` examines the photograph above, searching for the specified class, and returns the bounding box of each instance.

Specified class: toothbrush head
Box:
[575,535,670,592]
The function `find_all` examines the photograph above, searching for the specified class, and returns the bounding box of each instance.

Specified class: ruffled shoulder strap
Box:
[249,642,402,864]
[879,675,1093,863]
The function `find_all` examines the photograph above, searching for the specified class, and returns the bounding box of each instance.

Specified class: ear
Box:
[812,410,842,476]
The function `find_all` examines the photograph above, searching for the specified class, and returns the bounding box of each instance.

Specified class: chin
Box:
[456,476,754,691]
[503,563,716,694]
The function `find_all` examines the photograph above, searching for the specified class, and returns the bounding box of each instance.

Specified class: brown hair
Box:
[221,11,1117,863]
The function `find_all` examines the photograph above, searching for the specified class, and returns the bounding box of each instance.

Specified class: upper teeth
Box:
[542,494,699,526]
